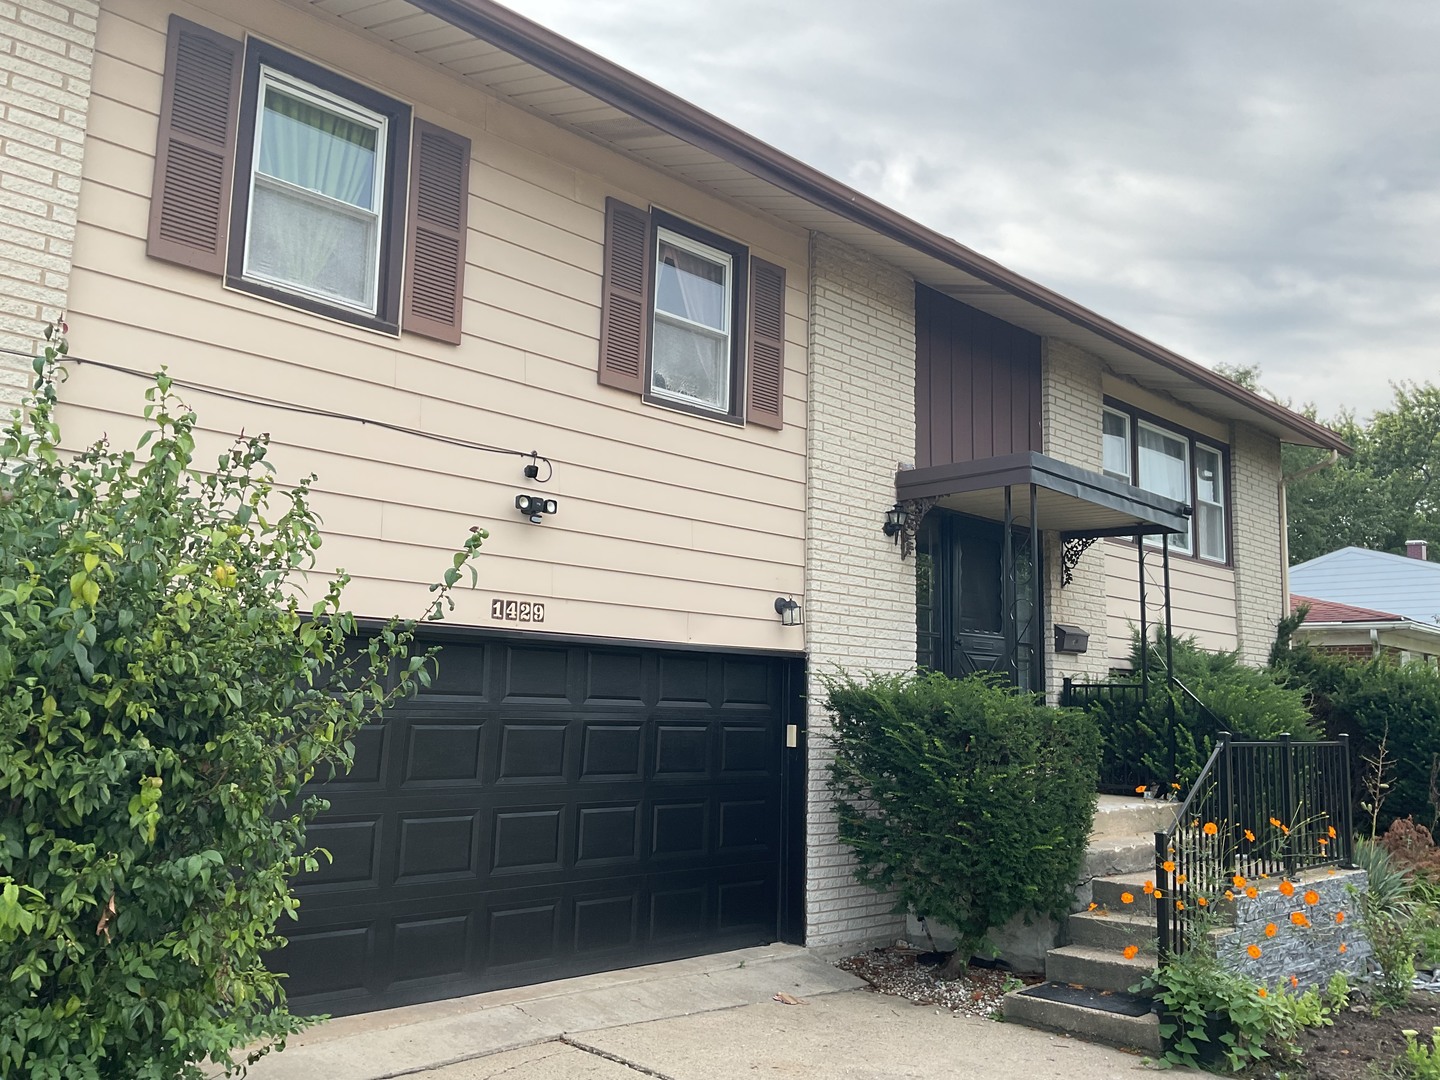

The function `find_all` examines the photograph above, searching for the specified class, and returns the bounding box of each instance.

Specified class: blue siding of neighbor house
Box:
[1291,547,1440,627]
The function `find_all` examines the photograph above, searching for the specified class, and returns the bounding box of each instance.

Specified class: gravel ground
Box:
[836,943,1039,1018]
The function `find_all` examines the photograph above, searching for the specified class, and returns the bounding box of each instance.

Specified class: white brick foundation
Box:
[0,0,95,408]
[1230,424,1284,664]
[803,232,915,947]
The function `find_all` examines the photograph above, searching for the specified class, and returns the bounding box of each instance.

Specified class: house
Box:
[1290,543,1440,628]
[1291,594,1440,667]
[0,0,1348,1017]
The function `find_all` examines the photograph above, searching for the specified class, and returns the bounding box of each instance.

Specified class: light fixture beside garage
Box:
[515,494,558,524]
[882,503,907,542]
[774,596,802,626]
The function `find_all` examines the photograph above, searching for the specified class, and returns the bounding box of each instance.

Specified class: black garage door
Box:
[278,635,801,1016]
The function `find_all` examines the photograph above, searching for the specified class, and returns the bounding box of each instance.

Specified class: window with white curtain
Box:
[243,69,387,314]
[1195,444,1226,562]
[650,228,734,413]
[1103,408,1131,482]
[1137,420,1191,554]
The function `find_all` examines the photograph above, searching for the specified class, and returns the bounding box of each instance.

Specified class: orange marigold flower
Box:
[1265,923,1277,938]
[1318,837,1329,847]
[1233,875,1247,889]
[1339,943,1348,954]
[1088,902,1098,911]
[1304,890,1320,906]
[1123,945,1140,960]
[1290,975,1300,989]
[1281,824,1291,836]
[1176,873,1188,885]
[1135,785,1148,794]
[1244,829,1256,842]
[1121,892,1135,904]
[1328,825,1337,839]
[1203,822,1219,836]
[1335,911,1346,924]
[1258,987,1269,998]
[1198,896,1209,907]
[1247,944,1262,959]
[1291,912,1311,928]
[1171,783,1181,790]
[1225,890,1236,901]
[1142,880,1155,895]
[1246,886,1259,899]
[1175,900,1185,911]
[1278,880,1296,897]
[1162,860,1176,874]
[1154,888,1164,898]
[1270,816,1284,828]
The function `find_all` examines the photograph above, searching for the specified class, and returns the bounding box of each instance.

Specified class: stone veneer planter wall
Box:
[1216,869,1371,989]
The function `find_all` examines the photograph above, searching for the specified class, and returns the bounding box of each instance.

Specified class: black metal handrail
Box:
[1155,731,1355,958]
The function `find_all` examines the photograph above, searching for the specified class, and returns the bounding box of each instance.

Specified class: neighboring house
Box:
[1292,594,1440,667]
[0,0,1347,1016]
[1290,543,1440,628]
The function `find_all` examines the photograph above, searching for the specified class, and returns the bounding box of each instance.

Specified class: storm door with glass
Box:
[916,509,1039,691]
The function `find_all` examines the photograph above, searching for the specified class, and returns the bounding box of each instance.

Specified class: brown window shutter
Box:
[597,198,650,394]
[746,257,786,429]
[403,119,471,344]
[147,16,242,274]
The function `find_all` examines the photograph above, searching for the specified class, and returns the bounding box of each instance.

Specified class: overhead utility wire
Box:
[0,345,555,482]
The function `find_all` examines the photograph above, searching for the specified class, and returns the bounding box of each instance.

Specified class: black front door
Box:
[916,509,1039,690]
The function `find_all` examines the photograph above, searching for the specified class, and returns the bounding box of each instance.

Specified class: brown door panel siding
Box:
[915,285,1042,468]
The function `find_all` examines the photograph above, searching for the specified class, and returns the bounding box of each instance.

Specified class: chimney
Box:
[1407,539,1429,561]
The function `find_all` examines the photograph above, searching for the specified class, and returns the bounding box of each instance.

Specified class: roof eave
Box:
[409,0,1353,455]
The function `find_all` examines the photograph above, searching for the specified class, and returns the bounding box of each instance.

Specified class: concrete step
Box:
[1089,795,1178,841]
[1067,911,1157,951]
[1002,986,1163,1054]
[1045,944,1155,993]
[1080,838,1155,881]
[1091,872,1160,915]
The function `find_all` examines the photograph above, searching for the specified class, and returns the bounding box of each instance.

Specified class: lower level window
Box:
[651,227,734,413]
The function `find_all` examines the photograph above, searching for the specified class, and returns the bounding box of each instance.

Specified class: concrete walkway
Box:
[241,945,1162,1080]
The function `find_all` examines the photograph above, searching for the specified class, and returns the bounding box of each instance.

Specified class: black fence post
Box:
[1155,830,1171,959]
[1279,733,1296,877]
[1338,733,1356,868]
[1061,676,1073,708]
[1218,731,1234,871]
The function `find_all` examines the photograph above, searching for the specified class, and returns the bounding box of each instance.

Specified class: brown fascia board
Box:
[409,0,1352,455]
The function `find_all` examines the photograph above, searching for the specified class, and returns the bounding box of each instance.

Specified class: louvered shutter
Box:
[746,257,786,429]
[147,16,242,274]
[403,119,471,344]
[597,198,650,394]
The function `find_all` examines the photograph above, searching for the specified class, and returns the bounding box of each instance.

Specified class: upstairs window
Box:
[651,227,735,414]
[1102,400,1230,564]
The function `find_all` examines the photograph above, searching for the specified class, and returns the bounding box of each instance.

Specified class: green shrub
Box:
[1084,631,1316,789]
[825,671,1100,966]
[1355,838,1422,1009]
[0,336,484,1078]
[1274,644,1440,835]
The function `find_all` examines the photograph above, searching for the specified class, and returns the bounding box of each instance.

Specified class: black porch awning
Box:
[894,451,1190,539]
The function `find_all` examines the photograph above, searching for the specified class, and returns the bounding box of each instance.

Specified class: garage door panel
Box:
[284,639,790,1015]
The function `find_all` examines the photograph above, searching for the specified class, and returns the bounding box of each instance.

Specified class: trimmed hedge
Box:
[825,671,1100,962]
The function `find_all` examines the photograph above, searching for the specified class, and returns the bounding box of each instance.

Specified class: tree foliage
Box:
[0,333,485,1078]
[825,671,1099,966]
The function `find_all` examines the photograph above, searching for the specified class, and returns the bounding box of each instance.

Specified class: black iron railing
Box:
[1061,677,1152,792]
[1156,731,1355,958]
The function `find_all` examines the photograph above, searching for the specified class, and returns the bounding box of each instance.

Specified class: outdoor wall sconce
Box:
[515,494,558,524]
[774,596,803,626]
[882,503,908,542]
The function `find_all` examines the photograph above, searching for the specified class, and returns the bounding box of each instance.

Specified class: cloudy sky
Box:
[504,0,1440,422]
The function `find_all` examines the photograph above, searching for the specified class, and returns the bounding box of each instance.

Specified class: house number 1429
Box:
[491,598,545,623]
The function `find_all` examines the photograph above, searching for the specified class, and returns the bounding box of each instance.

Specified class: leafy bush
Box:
[1274,644,1440,836]
[1355,838,1422,1009]
[0,337,484,1078]
[825,671,1100,968]
[1084,631,1317,789]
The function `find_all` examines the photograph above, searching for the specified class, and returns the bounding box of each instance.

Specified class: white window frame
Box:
[1137,419,1192,555]
[649,226,734,414]
[241,66,389,316]
[1194,442,1227,563]
[1102,406,1132,483]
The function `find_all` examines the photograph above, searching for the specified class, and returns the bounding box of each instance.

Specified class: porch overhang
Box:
[894,451,1190,538]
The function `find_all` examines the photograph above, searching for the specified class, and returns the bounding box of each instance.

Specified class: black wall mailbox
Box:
[1054,624,1090,654]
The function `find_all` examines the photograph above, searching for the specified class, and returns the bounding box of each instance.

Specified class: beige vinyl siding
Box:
[60,0,809,650]
[1104,541,1239,662]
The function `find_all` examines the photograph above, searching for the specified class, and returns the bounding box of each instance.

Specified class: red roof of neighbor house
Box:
[1291,594,1405,623]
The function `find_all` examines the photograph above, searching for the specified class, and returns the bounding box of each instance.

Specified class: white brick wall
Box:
[0,0,95,408]
[804,232,915,947]
[1041,339,1111,695]
[1230,423,1284,664]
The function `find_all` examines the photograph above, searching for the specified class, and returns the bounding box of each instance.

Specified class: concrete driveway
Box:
[240,945,1160,1080]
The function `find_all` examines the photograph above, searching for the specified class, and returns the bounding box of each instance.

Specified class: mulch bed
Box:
[1280,992,1440,1080]
[837,943,1042,1019]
